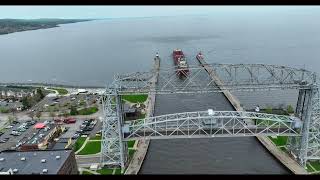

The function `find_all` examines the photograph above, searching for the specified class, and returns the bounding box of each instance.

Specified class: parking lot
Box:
[0,119,38,151]
[60,119,83,139]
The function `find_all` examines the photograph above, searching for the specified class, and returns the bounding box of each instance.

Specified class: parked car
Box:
[10,131,21,136]
[17,128,26,132]
[0,132,4,137]
[72,133,80,139]
[64,118,76,124]
[76,129,83,134]
[44,127,50,132]
[81,132,90,136]
[12,121,20,124]
[5,125,13,129]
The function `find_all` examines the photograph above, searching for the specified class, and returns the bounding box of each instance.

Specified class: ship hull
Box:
[173,49,189,77]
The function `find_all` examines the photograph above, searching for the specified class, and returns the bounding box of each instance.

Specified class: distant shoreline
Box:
[0,82,105,89]
[0,19,93,35]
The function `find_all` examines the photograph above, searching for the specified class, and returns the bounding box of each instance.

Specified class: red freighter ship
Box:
[172,49,189,77]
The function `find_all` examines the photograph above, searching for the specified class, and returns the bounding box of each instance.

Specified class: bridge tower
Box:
[288,84,320,167]
[100,86,128,172]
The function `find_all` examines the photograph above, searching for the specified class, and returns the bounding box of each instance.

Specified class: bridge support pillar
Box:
[288,85,320,167]
[100,87,128,172]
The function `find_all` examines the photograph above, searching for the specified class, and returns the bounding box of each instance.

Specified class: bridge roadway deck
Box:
[124,128,298,140]
[197,57,308,174]
[124,56,160,174]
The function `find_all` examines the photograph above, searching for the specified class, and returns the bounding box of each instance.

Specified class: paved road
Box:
[76,154,101,167]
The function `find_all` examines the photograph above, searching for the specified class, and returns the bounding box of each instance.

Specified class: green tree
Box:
[287,105,294,114]
[37,88,45,99]
[21,96,31,110]
[70,105,78,116]
[265,106,273,114]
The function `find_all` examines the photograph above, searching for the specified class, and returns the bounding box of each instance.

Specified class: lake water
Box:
[1,7,319,173]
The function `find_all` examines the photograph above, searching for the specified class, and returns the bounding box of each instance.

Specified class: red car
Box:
[64,118,76,124]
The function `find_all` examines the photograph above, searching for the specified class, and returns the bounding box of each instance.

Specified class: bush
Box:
[287,105,294,114]
[265,106,273,114]
[70,105,78,115]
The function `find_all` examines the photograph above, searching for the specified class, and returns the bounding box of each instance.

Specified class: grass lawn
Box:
[47,87,68,95]
[269,136,288,146]
[309,161,320,171]
[90,135,102,141]
[127,140,135,148]
[74,137,87,152]
[82,171,94,175]
[97,168,114,175]
[114,168,122,175]
[78,106,99,115]
[129,149,136,160]
[78,141,101,155]
[306,163,315,173]
[122,94,148,103]
[0,107,9,113]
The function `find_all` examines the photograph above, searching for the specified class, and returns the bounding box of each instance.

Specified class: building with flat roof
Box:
[0,149,78,174]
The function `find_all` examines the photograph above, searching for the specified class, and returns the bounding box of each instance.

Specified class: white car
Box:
[5,125,13,129]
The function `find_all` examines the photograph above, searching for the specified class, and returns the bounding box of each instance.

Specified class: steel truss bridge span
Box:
[123,110,301,141]
[113,63,317,94]
[101,58,320,172]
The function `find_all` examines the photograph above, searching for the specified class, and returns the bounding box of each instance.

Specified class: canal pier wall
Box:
[125,56,160,174]
[197,58,308,174]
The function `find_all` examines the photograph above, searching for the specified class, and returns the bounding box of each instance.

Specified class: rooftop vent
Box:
[0,157,4,161]
[33,153,37,156]
[42,169,48,173]
[55,156,60,160]
[21,157,26,161]
[41,159,46,163]
[13,169,18,173]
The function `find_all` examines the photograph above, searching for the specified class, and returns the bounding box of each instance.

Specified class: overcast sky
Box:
[0,6,318,19]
